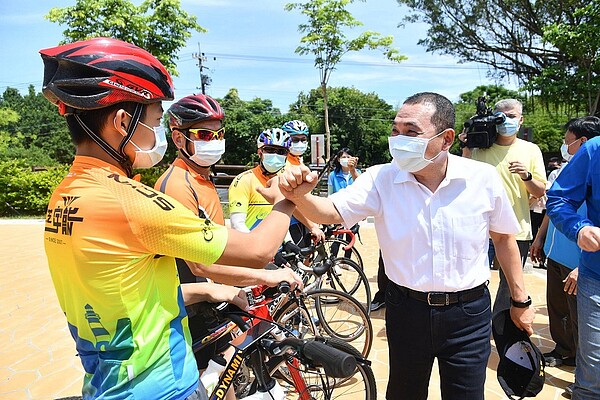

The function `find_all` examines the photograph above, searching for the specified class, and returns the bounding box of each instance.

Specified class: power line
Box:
[177,51,485,70]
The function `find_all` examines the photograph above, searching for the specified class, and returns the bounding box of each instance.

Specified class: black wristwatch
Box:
[521,172,533,181]
[510,296,532,308]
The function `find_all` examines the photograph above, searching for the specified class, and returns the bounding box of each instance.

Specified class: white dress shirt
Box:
[330,154,520,292]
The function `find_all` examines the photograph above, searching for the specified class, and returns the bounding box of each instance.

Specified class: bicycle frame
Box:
[193,286,312,400]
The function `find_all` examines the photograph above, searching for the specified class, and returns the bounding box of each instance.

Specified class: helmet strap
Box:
[74,114,130,174]
[117,103,145,177]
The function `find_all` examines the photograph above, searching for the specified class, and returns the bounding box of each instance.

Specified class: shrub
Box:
[0,161,69,217]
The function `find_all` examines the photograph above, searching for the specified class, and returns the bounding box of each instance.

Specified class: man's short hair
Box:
[494,99,523,115]
[403,92,455,132]
[566,116,600,140]
[65,102,145,145]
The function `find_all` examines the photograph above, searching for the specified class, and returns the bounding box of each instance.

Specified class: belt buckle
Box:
[427,292,449,306]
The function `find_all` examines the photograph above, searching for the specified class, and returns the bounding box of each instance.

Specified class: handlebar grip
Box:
[277,281,291,294]
[302,340,357,378]
[274,252,287,267]
[283,241,302,254]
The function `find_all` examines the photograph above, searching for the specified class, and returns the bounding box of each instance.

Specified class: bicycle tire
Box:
[271,336,377,400]
[319,257,372,314]
[323,237,364,270]
[273,289,373,358]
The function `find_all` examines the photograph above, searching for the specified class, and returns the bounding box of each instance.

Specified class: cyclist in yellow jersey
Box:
[229,128,291,232]
[40,38,300,400]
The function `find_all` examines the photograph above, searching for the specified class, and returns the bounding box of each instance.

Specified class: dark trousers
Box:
[492,240,530,316]
[385,283,491,400]
[372,251,389,303]
[547,258,578,358]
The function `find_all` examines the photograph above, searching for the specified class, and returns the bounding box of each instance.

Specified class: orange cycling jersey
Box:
[155,158,224,225]
[44,156,228,399]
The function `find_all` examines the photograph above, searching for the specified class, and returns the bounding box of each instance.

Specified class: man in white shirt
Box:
[277,92,535,399]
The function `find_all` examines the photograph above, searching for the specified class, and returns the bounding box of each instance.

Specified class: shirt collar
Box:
[73,155,127,175]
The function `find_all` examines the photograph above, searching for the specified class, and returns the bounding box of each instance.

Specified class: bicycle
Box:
[321,224,364,270]
[189,284,377,400]
[279,240,372,317]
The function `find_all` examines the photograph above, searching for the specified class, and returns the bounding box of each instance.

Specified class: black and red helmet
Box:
[40,37,174,114]
[168,94,225,129]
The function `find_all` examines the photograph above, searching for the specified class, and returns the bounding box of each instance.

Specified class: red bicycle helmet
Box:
[168,94,225,129]
[40,37,174,114]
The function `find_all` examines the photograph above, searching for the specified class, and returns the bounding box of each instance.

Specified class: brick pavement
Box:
[0,220,575,399]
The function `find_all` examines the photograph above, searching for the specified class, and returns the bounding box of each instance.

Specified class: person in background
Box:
[532,116,600,398]
[282,119,324,247]
[461,98,546,316]
[327,147,360,195]
[278,92,534,399]
[40,38,299,400]
[547,130,600,400]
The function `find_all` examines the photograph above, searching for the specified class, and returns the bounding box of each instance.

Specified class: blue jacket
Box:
[328,168,360,194]
[547,136,600,281]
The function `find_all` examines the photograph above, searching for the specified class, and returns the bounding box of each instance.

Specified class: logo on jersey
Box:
[45,195,84,236]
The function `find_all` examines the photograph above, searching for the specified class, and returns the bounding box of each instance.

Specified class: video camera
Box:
[462,96,506,149]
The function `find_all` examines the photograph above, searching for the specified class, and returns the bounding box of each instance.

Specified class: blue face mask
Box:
[262,153,287,173]
[497,115,520,137]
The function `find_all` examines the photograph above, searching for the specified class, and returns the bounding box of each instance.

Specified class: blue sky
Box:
[0,0,512,112]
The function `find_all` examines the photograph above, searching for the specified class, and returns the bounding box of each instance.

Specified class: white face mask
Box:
[560,144,572,162]
[186,138,226,167]
[130,123,167,168]
[497,115,520,137]
[339,158,349,168]
[388,130,445,173]
[289,141,308,156]
[262,153,287,173]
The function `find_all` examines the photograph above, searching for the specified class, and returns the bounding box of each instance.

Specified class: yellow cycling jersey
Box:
[44,156,227,399]
[228,165,274,230]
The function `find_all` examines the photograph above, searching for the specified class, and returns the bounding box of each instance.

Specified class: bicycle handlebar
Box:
[268,337,357,378]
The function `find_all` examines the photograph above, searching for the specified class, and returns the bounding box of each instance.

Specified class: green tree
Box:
[0,86,72,166]
[533,3,600,115]
[285,0,405,160]
[219,89,284,166]
[45,0,205,76]
[396,0,598,115]
[290,86,396,166]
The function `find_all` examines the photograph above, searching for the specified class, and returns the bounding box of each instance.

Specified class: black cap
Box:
[492,310,545,398]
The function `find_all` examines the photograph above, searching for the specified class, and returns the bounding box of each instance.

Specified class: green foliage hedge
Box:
[0,162,200,217]
[0,161,70,217]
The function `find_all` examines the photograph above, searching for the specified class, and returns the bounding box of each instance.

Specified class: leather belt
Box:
[397,282,487,306]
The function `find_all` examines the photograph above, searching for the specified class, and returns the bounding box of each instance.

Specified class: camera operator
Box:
[460,98,546,316]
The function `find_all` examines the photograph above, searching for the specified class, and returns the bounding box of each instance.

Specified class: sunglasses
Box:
[291,137,308,143]
[262,146,288,156]
[185,127,225,141]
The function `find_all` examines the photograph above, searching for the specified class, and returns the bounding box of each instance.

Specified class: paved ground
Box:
[0,220,574,399]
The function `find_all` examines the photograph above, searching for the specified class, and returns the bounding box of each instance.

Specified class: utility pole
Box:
[192,43,213,94]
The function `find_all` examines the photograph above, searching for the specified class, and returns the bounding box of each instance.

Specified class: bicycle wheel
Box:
[272,336,377,400]
[273,289,373,358]
[319,257,372,314]
[323,238,364,270]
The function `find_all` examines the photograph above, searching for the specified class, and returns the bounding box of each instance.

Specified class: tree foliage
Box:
[290,86,396,166]
[396,0,599,115]
[0,86,72,165]
[45,0,205,76]
[219,89,284,166]
[286,0,405,159]
[532,2,600,115]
